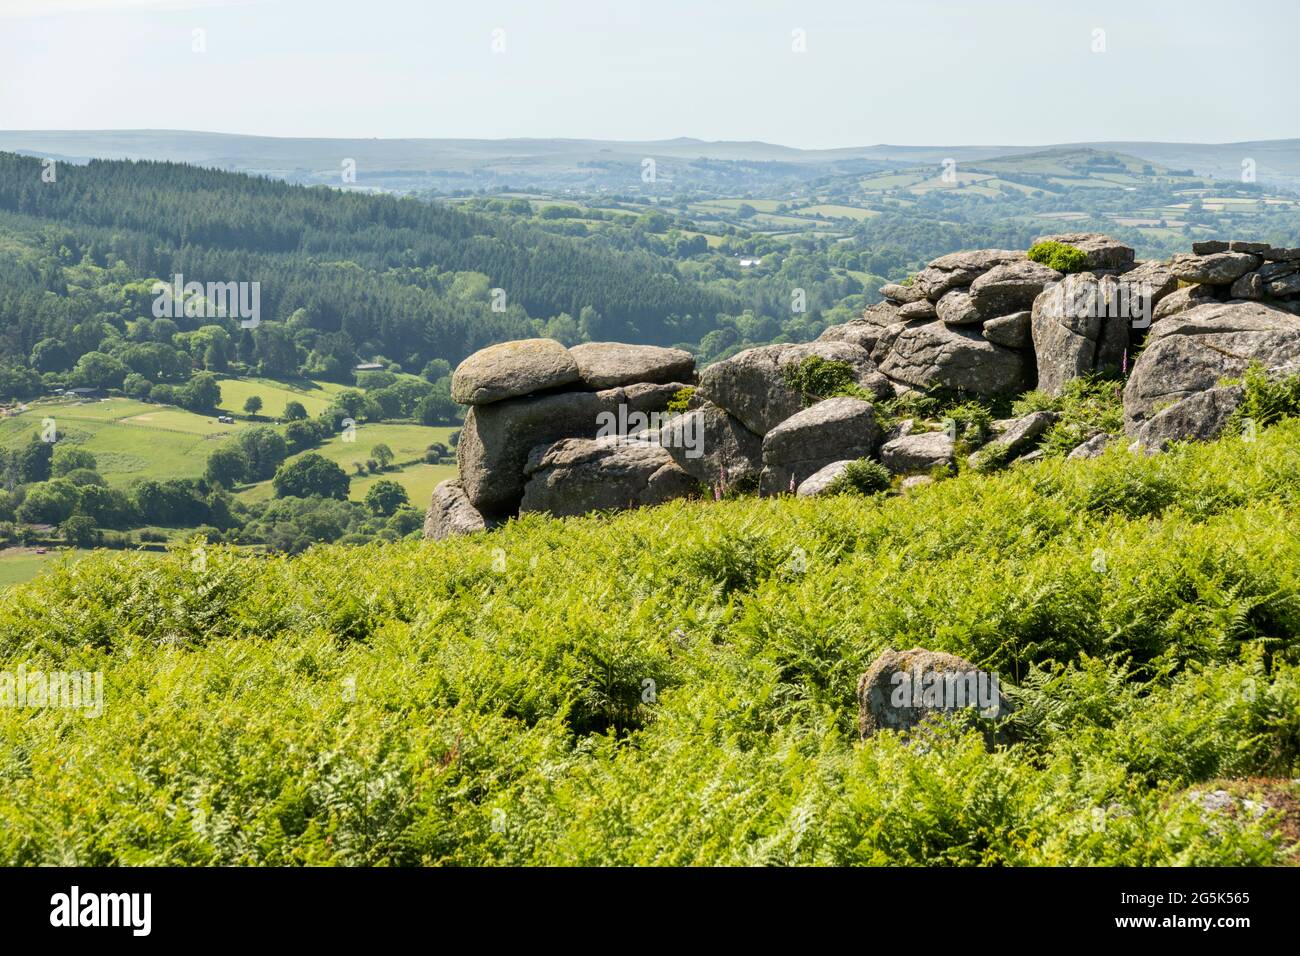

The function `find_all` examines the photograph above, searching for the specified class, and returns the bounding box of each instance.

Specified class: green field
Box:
[0,548,85,588]
[1,382,456,507]
[0,397,237,486]
[215,376,350,418]
[236,422,458,504]
[798,203,880,220]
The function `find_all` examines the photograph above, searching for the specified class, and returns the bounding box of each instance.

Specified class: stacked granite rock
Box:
[1116,241,1300,453]
[423,339,697,539]
[426,235,1300,537]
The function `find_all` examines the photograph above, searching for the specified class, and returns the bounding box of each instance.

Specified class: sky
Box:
[1,0,1296,148]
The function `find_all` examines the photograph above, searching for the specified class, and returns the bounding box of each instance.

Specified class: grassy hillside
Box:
[0,396,237,486]
[0,389,453,496]
[235,422,458,505]
[2,419,1299,865]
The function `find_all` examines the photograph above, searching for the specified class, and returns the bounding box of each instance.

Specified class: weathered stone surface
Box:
[1259,260,1300,283]
[1153,283,1219,321]
[1129,385,1245,453]
[1014,449,1046,465]
[1192,240,1230,255]
[795,459,853,497]
[568,342,695,389]
[817,319,883,351]
[1228,241,1271,254]
[912,249,1025,301]
[1123,301,1300,429]
[759,397,881,496]
[451,338,580,405]
[1169,251,1262,285]
[658,400,763,486]
[968,411,1058,470]
[1119,259,1179,321]
[457,389,613,514]
[899,298,938,321]
[968,259,1062,316]
[1066,432,1114,460]
[1035,232,1134,271]
[981,310,1032,349]
[880,282,926,304]
[887,418,916,441]
[899,474,934,492]
[857,647,1009,739]
[818,302,905,351]
[615,381,690,415]
[1031,275,1130,395]
[1268,273,1300,297]
[696,341,882,436]
[935,289,983,326]
[1230,271,1266,300]
[877,322,1031,396]
[423,479,494,540]
[869,323,909,364]
[519,437,695,517]
[881,430,955,475]
[1261,247,1300,261]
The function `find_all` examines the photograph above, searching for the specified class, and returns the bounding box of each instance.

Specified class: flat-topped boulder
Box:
[935,289,982,326]
[451,338,581,405]
[881,430,955,475]
[911,249,1025,302]
[568,342,696,389]
[876,321,1031,396]
[981,310,1032,349]
[519,437,695,518]
[1035,232,1135,272]
[879,282,926,304]
[1123,301,1300,429]
[898,299,938,320]
[817,308,893,351]
[696,341,887,436]
[1169,251,1262,285]
[1153,283,1219,321]
[759,396,881,495]
[968,259,1062,317]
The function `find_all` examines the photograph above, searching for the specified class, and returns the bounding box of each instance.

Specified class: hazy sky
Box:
[2,0,1296,147]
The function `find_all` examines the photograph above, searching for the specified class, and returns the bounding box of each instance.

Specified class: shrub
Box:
[1230,363,1300,431]
[826,458,891,496]
[781,356,865,405]
[1013,376,1125,457]
[938,400,994,453]
[1028,240,1089,274]
[365,479,409,517]
[666,386,695,415]
[272,453,351,500]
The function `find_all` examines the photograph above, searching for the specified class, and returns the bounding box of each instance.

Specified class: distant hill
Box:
[2,130,1297,193]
